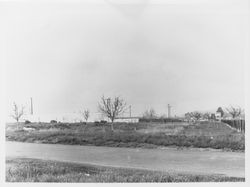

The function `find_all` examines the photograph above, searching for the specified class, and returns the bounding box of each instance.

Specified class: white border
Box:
[1,0,249,187]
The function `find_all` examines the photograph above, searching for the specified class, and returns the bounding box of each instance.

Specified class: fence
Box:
[221,119,245,133]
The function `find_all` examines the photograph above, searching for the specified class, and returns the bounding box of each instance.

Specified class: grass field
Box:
[6,157,245,182]
[5,121,244,151]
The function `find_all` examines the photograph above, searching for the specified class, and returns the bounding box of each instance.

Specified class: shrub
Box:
[24,120,31,124]
[50,120,57,124]
[94,121,100,125]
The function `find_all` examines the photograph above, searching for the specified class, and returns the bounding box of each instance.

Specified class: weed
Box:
[6,158,245,182]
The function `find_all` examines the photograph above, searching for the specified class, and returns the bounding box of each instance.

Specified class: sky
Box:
[1,0,248,122]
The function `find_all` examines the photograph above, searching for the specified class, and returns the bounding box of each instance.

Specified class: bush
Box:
[24,120,31,124]
[50,120,57,124]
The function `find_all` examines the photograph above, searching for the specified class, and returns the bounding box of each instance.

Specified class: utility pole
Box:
[30,97,33,115]
[168,104,171,118]
[129,105,131,117]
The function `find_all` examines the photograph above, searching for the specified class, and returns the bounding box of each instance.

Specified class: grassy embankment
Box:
[6,157,244,182]
[6,121,245,151]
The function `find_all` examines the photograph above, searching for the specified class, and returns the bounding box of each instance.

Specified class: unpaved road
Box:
[6,141,244,178]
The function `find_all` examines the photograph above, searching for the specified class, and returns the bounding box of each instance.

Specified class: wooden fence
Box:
[221,119,245,133]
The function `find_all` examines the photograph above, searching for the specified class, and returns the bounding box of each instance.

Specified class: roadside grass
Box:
[6,122,244,151]
[181,121,239,136]
[6,157,244,182]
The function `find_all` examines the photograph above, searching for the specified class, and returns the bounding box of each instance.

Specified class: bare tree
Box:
[184,112,192,121]
[82,109,90,122]
[202,112,211,120]
[192,112,203,121]
[98,96,126,131]
[226,106,242,119]
[142,108,157,118]
[185,111,202,121]
[10,102,25,123]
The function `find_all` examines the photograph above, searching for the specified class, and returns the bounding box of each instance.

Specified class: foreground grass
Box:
[6,158,244,182]
[6,122,245,151]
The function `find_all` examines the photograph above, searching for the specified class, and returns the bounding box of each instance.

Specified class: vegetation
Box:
[80,109,90,122]
[185,111,203,121]
[226,106,243,119]
[142,108,157,118]
[24,120,31,124]
[6,121,244,151]
[6,158,244,182]
[98,96,126,131]
[10,102,25,123]
[221,120,245,133]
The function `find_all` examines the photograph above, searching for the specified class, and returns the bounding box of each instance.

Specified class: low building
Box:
[114,117,140,123]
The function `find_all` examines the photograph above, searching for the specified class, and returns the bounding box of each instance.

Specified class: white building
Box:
[114,117,140,123]
[215,112,222,120]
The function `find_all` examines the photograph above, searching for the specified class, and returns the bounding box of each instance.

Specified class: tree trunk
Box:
[110,118,114,131]
[16,119,19,130]
[110,123,114,131]
[83,124,87,134]
[102,125,105,133]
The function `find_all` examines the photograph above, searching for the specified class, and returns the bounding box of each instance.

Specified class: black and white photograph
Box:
[1,0,249,184]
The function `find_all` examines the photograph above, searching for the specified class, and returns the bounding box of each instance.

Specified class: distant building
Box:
[215,112,222,121]
[114,117,140,123]
[216,107,224,121]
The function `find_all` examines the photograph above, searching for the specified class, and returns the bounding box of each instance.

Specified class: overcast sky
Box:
[2,0,248,121]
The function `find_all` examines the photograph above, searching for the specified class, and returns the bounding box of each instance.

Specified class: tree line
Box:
[184,106,244,121]
[10,96,244,129]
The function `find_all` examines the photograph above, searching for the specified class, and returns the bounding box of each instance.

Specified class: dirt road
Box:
[6,141,244,177]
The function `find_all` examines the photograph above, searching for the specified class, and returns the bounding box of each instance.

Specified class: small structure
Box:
[216,107,224,121]
[114,117,140,123]
[215,112,222,121]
